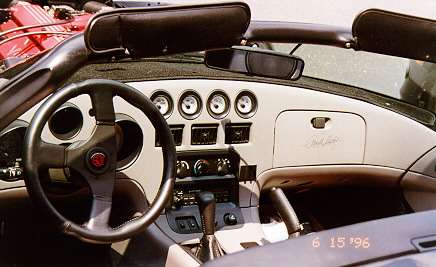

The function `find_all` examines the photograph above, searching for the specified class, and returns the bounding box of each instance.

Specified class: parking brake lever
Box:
[269,187,303,238]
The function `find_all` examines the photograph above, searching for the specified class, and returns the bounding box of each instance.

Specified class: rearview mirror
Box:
[205,46,304,80]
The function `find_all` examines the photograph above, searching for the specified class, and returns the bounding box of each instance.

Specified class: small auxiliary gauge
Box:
[207,91,230,119]
[235,91,257,118]
[179,91,202,119]
[151,91,173,119]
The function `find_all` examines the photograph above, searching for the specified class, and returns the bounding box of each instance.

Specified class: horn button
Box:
[86,148,110,174]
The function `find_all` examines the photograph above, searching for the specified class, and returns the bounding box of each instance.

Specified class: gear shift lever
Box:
[195,191,224,262]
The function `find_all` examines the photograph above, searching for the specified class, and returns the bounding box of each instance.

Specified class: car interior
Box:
[1,1,436,266]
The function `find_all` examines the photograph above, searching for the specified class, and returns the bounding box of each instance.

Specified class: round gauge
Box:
[181,95,198,115]
[207,91,230,119]
[179,91,202,119]
[153,96,170,114]
[235,91,257,118]
[151,91,173,119]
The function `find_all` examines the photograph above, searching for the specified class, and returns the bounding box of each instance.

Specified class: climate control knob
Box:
[194,159,210,176]
[217,158,230,176]
[176,160,190,178]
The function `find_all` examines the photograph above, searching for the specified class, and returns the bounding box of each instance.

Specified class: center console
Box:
[166,150,243,234]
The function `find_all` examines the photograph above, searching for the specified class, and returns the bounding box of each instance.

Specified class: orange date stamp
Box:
[312,236,371,249]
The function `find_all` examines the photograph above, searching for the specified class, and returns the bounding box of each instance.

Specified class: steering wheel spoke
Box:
[85,172,115,231]
[89,89,115,125]
[86,197,112,232]
[38,142,67,168]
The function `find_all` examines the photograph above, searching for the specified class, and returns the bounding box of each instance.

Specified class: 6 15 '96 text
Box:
[312,237,370,249]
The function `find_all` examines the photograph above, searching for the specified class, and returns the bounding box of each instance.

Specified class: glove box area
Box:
[273,111,366,167]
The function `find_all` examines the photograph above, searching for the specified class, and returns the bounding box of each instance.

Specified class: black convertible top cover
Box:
[353,9,436,63]
[85,2,251,57]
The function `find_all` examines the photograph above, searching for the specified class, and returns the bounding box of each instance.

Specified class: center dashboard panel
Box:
[166,149,243,234]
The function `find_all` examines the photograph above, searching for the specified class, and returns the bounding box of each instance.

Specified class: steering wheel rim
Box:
[23,79,176,243]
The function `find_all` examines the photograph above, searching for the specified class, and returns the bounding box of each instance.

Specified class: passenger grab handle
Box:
[269,187,303,238]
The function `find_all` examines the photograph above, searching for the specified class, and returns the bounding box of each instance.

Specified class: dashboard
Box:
[1,78,436,252]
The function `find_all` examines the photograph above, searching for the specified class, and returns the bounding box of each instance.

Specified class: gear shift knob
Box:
[195,191,224,262]
[196,191,216,235]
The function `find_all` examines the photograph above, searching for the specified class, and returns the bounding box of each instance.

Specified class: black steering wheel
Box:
[23,79,176,243]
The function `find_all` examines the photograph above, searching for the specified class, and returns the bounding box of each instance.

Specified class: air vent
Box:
[191,124,218,145]
[225,123,251,144]
[156,125,184,147]
[412,235,436,252]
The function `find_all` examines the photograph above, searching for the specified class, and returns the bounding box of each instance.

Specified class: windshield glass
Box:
[271,43,436,112]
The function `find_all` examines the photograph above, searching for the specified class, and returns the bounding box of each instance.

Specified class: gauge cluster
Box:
[2,102,145,182]
[0,83,258,191]
[151,89,257,120]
